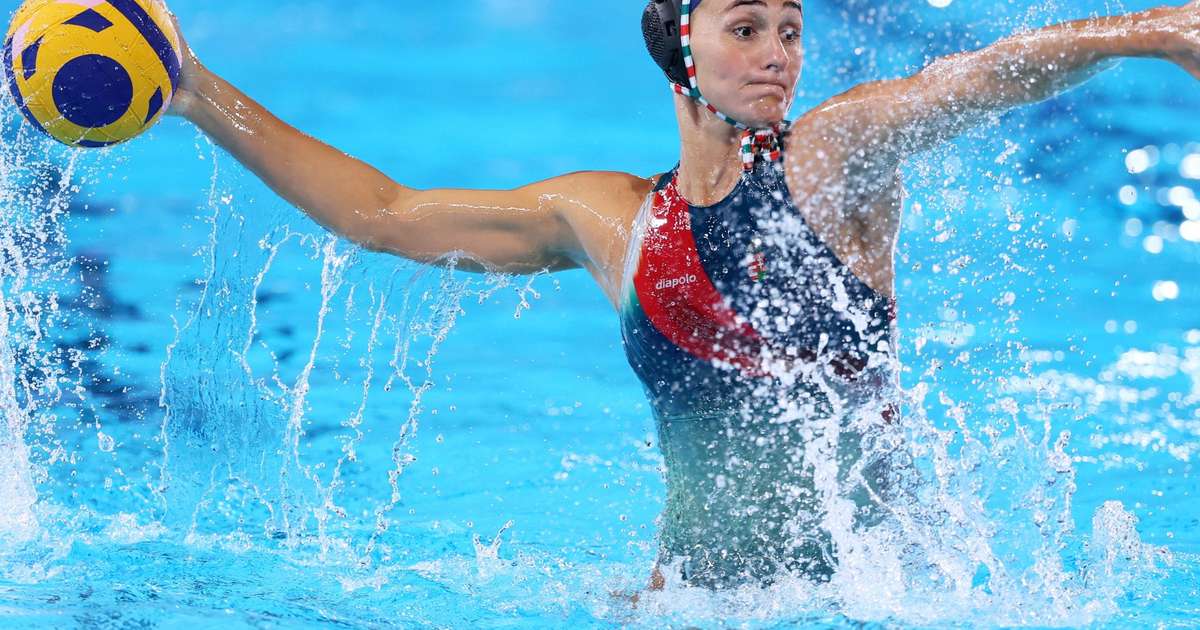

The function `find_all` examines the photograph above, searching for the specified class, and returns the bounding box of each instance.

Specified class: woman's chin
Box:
[706,97,789,128]
[736,101,789,128]
[739,113,789,129]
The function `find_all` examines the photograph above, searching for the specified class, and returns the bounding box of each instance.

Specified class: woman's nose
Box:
[763,35,790,72]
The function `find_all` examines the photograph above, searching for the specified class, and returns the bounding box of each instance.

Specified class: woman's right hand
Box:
[165,11,204,118]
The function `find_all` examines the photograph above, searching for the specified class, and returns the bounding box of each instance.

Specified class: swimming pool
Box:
[1,0,1197,626]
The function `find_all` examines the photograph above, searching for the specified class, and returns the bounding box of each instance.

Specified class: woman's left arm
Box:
[805,1,1200,178]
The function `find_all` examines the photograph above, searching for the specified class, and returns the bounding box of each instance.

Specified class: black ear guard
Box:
[642,0,689,87]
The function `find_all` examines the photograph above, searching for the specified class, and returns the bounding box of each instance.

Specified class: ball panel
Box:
[10,2,100,54]
[52,53,133,128]
[97,85,160,142]
[20,34,40,79]
[3,34,48,135]
[8,15,41,61]
[143,85,161,123]
[6,0,57,43]
[106,0,180,90]
[62,8,113,33]
[136,0,182,61]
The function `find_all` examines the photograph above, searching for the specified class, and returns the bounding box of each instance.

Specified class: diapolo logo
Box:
[656,274,698,291]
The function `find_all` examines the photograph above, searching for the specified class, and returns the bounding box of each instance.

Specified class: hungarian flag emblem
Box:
[748,241,767,282]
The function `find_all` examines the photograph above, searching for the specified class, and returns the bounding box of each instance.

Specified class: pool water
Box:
[1,0,1198,627]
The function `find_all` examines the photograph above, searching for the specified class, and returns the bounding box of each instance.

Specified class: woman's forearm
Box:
[179,65,402,249]
[826,4,1197,162]
[927,11,1164,114]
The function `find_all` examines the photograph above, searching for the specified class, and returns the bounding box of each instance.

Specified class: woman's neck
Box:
[674,94,744,206]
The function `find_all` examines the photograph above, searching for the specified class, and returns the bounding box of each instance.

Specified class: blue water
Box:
[1,0,1198,627]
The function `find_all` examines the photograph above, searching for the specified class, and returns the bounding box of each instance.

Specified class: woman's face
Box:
[688,0,804,127]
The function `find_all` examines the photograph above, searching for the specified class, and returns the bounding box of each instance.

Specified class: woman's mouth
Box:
[747,82,788,99]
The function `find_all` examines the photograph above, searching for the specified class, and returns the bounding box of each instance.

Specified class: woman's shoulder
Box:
[543,170,661,217]
[554,170,661,195]
[540,170,661,304]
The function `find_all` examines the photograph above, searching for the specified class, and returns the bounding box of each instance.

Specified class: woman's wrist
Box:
[168,58,213,120]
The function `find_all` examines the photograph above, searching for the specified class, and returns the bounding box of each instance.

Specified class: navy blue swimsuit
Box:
[617,158,898,586]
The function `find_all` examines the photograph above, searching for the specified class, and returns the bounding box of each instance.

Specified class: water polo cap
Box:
[642,0,786,171]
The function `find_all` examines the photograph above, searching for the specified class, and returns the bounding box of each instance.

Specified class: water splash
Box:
[0,107,86,545]
[0,281,37,544]
[0,1,1190,626]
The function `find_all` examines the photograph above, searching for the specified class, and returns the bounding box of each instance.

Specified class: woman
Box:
[168,0,1200,588]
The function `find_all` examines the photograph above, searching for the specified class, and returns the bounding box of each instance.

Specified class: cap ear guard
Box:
[642,0,689,87]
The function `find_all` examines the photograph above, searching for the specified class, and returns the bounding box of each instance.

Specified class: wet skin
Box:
[166,0,1200,590]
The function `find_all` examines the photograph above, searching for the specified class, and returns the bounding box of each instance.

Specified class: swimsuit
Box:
[617,157,898,586]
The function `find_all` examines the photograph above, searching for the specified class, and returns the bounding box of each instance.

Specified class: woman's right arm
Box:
[170,35,646,277]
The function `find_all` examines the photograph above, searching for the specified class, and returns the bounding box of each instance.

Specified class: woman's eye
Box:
[782,29,801,43]
[733,26,755,38]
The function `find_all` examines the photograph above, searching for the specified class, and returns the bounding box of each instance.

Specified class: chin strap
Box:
[674,0,787,172]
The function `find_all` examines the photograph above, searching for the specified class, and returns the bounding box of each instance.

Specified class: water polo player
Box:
[167,0,1200,588]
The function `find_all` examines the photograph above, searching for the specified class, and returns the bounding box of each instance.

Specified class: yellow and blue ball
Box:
[3,0,182,147]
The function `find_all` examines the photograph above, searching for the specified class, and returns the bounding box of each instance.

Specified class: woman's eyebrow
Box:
[725,0,803,15]
[727,0,766,11]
